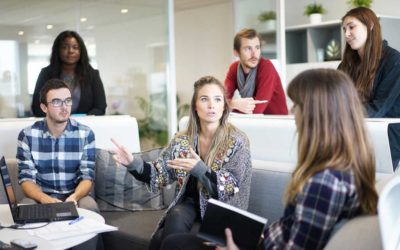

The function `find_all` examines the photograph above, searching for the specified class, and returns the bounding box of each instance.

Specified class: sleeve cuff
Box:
[127,157,144,174]
[190,161,208,177]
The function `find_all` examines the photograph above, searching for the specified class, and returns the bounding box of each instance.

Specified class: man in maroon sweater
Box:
[225,28,288,114]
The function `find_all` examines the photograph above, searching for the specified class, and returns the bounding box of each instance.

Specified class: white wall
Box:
[175,2,234,105]
[94,15,168,118]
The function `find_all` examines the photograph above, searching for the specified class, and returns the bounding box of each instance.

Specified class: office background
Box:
[0,0,399,148]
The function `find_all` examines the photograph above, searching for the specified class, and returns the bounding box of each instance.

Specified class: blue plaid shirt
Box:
[17,119,95,195]
[263,168,361,250]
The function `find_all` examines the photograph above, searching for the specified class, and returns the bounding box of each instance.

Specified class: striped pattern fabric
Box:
[17,119,95,195]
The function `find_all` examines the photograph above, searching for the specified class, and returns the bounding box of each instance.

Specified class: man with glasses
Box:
[16,79,98,213]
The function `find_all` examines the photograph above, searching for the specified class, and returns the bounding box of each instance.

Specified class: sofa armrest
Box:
[5,158,25,203]
[324,215,382,250]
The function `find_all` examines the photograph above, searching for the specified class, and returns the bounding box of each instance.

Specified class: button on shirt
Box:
[17,119,95,195]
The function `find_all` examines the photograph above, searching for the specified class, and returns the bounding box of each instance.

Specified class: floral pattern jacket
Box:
[129,124,252,237]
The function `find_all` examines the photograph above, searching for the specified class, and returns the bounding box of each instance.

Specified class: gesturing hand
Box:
[110,138,134,167]
[232,98,268,114]
[167,147,200,171]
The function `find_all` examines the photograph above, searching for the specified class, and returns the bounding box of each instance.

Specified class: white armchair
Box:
[378,176,400,250]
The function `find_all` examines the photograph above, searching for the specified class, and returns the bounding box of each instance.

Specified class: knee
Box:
[77,196,100,213]
[168,206,184,218]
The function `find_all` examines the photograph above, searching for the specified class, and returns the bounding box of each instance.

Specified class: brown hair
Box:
[233,28,261,52]
[39,79,70,105]
[338,7,382,103]
[286,68,378,214]
[185,76,231,166]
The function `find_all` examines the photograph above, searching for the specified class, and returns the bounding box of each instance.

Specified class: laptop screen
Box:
[0,156,18,212]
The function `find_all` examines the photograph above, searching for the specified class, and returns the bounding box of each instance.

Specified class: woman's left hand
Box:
[167,147,200,171]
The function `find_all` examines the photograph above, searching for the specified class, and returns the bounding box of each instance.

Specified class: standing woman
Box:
[31,30,107,117]
[217,69,378,250]
[111,76,252,250]
[338,7,400,169]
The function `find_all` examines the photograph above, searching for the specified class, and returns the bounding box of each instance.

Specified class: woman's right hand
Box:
[110,138,134,167]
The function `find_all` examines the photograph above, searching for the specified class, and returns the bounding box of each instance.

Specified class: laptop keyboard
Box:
[18,203,53,219]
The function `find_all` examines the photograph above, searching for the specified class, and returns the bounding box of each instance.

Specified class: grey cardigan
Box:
[128,124,252,236]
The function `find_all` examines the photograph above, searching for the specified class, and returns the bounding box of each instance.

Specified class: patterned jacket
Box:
[128,124,252,236]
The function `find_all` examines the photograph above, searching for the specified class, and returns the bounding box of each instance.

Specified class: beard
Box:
[48,110,70,124]
[242,57,260,70]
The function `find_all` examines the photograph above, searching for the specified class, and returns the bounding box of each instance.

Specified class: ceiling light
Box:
[46,24,53,30]
[80,17,87,22]
[34,40,40,44]
[121,9,128,14]
[18,31,24,36]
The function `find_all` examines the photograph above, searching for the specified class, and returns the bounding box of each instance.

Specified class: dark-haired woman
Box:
[338,7,400,169]
[31,30,106,117]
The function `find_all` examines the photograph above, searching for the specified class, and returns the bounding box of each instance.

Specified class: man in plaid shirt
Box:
[17,79,98,212]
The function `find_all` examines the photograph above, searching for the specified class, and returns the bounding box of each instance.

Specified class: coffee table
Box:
[0,204,104,249]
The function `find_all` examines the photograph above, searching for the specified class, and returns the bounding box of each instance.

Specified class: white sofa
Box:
[2,114,398,249]
[0,115,141,160]
[179,115,398,178]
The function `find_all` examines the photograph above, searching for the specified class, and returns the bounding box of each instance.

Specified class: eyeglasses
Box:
[47,98,73,107]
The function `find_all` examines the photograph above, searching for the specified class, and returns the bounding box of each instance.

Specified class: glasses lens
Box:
[51,99,63,107]
[65,98,73,106]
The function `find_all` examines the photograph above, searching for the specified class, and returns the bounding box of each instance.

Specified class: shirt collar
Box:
[43,118,72,138]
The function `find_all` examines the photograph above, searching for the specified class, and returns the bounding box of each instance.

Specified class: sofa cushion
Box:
[95,149,164,211]
[102,210,165,250]
[248,160,293,225]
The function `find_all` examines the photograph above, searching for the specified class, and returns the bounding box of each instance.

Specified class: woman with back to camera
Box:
[220,69,378,250]
[162,69,378,250]
[31,30,107,117]
[111,76,252,250]
[338,7,400,169]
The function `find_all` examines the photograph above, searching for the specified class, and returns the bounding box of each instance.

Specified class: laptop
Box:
[0,156,79,224]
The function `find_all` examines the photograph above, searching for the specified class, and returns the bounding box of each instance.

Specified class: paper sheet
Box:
[26,217,117,240]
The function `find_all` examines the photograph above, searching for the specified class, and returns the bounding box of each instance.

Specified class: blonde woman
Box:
[216,69,378,250]
[111,76,252,250]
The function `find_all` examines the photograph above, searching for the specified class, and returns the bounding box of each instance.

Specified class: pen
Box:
[69,216,84,225]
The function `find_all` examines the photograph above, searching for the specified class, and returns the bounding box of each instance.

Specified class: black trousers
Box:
[149,198,200,250]
[388,123,400,170]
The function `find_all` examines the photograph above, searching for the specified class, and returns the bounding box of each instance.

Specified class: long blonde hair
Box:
[185,76,232,166]
[286,69,377,214]
[338,7,382,103]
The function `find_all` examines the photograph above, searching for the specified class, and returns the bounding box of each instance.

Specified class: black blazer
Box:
[31,65,107,117]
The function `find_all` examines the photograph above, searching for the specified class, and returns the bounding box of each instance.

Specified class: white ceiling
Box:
[0,0,229,42]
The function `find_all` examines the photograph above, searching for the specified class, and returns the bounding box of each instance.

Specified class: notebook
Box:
[197,198,267,250]
[0,156,79,224]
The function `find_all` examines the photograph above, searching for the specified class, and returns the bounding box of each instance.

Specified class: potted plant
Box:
[304,2,326,24]
[347,0,373,8]
[258,11,277,31]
